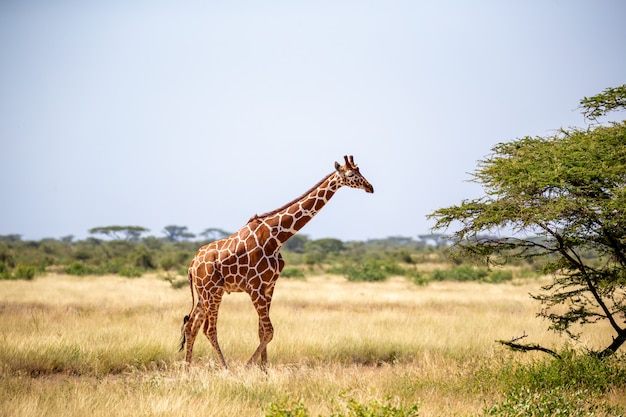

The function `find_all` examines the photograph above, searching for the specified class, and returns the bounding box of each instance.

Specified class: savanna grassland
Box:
[1,273,625,417]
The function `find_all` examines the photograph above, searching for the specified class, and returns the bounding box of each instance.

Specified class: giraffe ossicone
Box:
[180,155,374,368]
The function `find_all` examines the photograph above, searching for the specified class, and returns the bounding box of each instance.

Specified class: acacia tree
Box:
[429,85,626,357]
[162,225,195,242]
[88,226,149,241]
[199,228,231,242]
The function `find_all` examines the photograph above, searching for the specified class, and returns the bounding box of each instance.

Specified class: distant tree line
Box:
[0,225,545,284]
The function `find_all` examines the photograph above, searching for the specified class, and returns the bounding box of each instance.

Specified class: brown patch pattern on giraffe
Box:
[180,155,374,368]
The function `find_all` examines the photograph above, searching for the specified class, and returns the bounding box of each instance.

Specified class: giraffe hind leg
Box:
[202,294,228,369]
[182,303,205,364]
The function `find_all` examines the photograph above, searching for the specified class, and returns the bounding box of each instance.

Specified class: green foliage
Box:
[304,238,346,265]
[507,351,626,394]
[162,225,195,242]
[487,269,513,283]
[478,352,626,416]
[429,85,626,356]
[118,267,142,278]
[428,266,513,283]
[430,265,488,282]
[163,273,189,289]
[281,266,305,279]
[88,225,149,241]
[329,260,404,282]
[266,397,420,417]
[266,400,309,417]
[12,265,36,280]
[579,84,626,120]
[0,263,37,280]
[282,234,310,253]
[129,247,156,270]
[198,227,231,242]
[65,262,98,276]
[159,255,177,271]
[0,227,530,288]
[483,387,623,417]
[0,262,10,279]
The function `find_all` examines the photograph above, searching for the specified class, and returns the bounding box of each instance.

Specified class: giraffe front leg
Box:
[247,297,273,368]
[257,283,275,366]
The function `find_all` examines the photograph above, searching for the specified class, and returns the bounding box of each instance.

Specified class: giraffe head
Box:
[334,155,374,193]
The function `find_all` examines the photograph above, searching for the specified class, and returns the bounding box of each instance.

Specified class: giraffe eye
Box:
[346,171,355,178]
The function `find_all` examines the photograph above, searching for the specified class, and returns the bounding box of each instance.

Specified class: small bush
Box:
[430,265,489,282]
[12,265,36,280]
[65,262,98,276]
[159,256,177,271]
[509,351,626,393]
[329,260,404,282]
[480,351,626,416]
[102,260,124,274]
[406,269,427,286]
[486,269,513,283]
[163,273,188,289]
[0,261,11,279]
[344,262,388,282]
[266,400,309,417]
[281,267,305,279]
[131,248,156,269]
[119,266,142,278]
[266,397,420,417]
[484,387,623,417]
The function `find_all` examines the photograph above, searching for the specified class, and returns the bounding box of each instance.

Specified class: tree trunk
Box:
[598,329,626,358]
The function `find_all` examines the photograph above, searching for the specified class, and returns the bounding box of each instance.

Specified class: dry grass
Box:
[0,273,622,416]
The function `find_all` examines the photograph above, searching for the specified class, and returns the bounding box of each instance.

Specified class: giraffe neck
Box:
[252,172,342,245]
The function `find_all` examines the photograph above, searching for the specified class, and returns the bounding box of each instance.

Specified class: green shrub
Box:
[343,262,387,282]
[102,260,124,274]
[479,351,626,416]
[266,400,309,417]
[119,266,142,278]
[159,255,177,271]
[266,397,420,417]
[0,261,11,280]
[508,351,626,393]
[163,273,189,289]
[65,262,98,276]
[430,265,489,282]
[130,248,156,269]
[281,267,305,279]
[486,269,513,283]
[484,387,623,417]
[329,260,405,282]
[12,265,36,280]
[406,269,427,286]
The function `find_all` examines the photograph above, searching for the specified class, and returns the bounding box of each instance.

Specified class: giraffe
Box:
[180,155,374,368]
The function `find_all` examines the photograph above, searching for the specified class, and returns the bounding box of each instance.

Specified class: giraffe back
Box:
[189,218,284,295]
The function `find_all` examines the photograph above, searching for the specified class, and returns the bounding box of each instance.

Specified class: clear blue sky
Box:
[1,1,625,242]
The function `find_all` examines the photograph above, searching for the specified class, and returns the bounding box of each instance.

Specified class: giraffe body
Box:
[181,155,373,368]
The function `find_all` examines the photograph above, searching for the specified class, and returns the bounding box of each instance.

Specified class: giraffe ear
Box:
[335,161,341,172]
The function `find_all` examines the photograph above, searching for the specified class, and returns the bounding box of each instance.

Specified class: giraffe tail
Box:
[179,269,195,352]
[179,315,190,352]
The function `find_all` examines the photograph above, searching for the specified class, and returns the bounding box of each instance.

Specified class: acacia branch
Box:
[539,223,623,335]
[496,333,561,359]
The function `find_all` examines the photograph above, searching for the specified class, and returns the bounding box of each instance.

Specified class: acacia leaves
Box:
[579,84,626,120]
[429,86,626,356]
